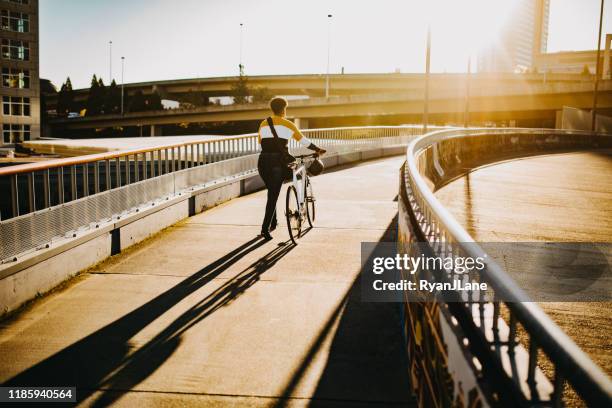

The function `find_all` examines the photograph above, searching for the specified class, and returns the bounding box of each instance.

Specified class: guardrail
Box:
[0,126,426,220]
[398,128,612,407]
[0,125,429,262]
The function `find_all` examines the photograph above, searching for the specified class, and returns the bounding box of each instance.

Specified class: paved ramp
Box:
[0,156,413,407]
[435,151,612,379]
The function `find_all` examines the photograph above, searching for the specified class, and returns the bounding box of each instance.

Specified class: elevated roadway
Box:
[0,156,414,406]
[50,80,612,133]
[47,72,594,104]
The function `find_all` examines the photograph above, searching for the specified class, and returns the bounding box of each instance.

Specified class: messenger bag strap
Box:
[266,117,280,139]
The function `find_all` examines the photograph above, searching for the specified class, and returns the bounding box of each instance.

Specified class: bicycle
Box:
[285,153,318,244]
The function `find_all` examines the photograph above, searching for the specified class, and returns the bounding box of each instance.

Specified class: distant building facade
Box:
[534,34,612,77]
[1,0,39,146]
[478,0,550,73]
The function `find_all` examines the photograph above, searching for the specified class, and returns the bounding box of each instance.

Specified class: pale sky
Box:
[39,0,612,89]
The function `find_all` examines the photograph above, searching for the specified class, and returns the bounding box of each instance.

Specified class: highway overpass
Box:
[46,72,595,106]
[49,80,612,136]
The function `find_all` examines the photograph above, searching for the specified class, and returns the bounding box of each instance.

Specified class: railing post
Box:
[27,172,35,213]
[57,167,64,204]
[134,154,140,182]
[10,174,19,217]
[115,157,121,188]
[82,163,89,197]
[157,150,162,176]
[94,161,100,194]
[164,149,169,174]
[70,165,77,201]
[43,169,50,209]
[143,152,148,180]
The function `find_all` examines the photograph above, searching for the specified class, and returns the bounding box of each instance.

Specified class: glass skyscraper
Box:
[478,0,550,73]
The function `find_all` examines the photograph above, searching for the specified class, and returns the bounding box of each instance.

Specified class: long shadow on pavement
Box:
[4,234,296,405]
[273,215,414,407]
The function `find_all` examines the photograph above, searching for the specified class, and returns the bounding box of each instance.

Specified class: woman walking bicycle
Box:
[257,97,325,240]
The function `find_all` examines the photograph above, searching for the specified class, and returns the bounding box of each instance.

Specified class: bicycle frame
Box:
[290,161,307,213]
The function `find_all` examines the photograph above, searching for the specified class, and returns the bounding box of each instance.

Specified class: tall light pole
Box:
[591,0,605,132]
[423,25,431,133]
[121,56,125,115]
[325,14,332,99]
[464,55,471,128]
[109,40,113,83]
[239,23,244,74]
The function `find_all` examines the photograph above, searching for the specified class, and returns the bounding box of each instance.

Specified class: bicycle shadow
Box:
[4,235,296,406]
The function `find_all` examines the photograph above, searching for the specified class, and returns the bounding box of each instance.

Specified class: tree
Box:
[252,86,272,104]
[147,90,163,111]
[128,90,147,112]
[231,66,250,104]
[97,77,108,113]
[86,74,103,116]
[106,80,121,114]
[582,65,591,75]
[57,77,75,115]
[181,90,210,109]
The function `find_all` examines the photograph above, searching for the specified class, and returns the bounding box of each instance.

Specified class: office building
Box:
[1,0,39,146]
[478,0,550,72]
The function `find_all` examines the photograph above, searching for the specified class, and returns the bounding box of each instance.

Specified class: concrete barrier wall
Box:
[0,146,403,316]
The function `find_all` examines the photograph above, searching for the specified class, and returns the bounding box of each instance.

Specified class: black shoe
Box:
[270,218,278,232]
[260,231,273,240]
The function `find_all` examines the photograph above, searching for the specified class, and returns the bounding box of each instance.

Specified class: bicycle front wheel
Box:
[285,185,301,244]
[305,177,315,228]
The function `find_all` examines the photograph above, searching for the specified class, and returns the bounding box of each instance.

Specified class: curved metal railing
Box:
[0,125,435,262]
[0,125,430,220]
[400,128,612,407]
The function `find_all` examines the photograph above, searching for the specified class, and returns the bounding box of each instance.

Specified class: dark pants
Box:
[258,153,287,233]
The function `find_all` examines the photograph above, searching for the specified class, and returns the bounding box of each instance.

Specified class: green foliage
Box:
[231,67,250,104]
[147,91,163,110]
[106,80,121,114]
[582,65,591,75]
[181,90,210,109]
[57,76,74,115]
[86,74,106,116]
[252,86,272,104]
[128,90,147,112]
[231,67,274,105]
[97,77,107,113]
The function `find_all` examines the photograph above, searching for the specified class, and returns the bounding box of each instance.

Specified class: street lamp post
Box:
[423,25,431,133]
[121,56,125,115]
[325,14,332,99]
[239,23,244,74]
[109,40,113,84]
[591,0,605,132]
[464,55,471,128]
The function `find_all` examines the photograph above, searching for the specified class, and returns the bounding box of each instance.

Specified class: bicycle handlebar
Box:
[293,153,319,160]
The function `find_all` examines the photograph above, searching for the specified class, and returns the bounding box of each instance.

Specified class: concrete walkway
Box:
[435,150,612,379]
[0,156,413,407]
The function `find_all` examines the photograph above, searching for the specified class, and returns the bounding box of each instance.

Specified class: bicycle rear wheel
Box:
[285,185,301,244]
[305,177,315,228]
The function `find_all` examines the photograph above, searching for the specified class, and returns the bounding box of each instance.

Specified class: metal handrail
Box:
[0,125,430,220]
[403,127,612,406]
[1,125,426,176]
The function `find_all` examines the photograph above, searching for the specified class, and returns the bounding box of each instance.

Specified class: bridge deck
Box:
[435,150,612,376]
[0,156,413,407]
